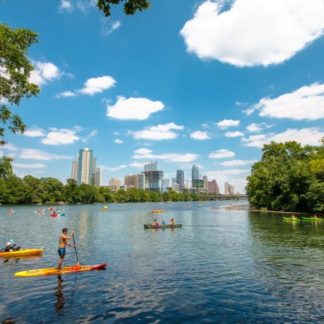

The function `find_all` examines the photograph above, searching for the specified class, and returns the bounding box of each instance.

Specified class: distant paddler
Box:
[58,228,76,270]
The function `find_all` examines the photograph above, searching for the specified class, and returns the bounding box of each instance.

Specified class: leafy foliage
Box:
[0,24,39,142]
[97,0,150,17]
[247,140,324,212]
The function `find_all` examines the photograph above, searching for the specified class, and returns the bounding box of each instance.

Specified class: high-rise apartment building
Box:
[176,170,184,191]
[143,162,163,191]
[203,176,208,190]
[95,168,101,187]
[224,182,235,195]
[192,165,199,182]
[208,179,220,194]
[108,177,121,190]
[77,148,96,185]
[71,160,78,181]
[124,174,146,189]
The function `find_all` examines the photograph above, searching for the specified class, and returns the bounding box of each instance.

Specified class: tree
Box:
[0,24,39,143]
[0,156,14,179]
[97,0,150,17]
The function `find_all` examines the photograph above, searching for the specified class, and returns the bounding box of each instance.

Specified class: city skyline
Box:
[1,0,324,193]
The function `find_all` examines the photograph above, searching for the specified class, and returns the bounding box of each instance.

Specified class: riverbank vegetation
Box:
[247,140,324,213]
[0,157,237,205]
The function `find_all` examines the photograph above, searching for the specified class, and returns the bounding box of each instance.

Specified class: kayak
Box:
[151,209,165,214]
[0,248,43,258]
[15,263,107,277]
[301,217,324,222]
[283,217,300,223]
[144,224,182,229]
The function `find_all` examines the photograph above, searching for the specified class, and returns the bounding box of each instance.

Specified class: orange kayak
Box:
[15,263,107,277]
[0,249,43,258]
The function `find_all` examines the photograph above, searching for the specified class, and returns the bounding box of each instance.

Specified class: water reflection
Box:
[55,276,65,312]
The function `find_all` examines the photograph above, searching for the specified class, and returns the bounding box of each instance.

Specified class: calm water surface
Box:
[0,201,323,322]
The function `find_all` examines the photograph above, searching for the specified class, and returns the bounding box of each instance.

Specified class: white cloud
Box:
[81,130,98,143]
[130,123,184,141]
[190,131,210,140]
[41,128,80,145]
[114,139,123,144]
[220,160,256,166]
[102,19,122,35]
[107,96,165,120]
[225,131,244,137]
[1,143,18,151]
[251,83,324,120]
[216,119,240,129]
[242,128,324,147]
[59,0,72,10]
[56,90,76,98]
[101,164,127,171]
[29,61,61,86]
[246,123,263,133]
[19,149,72,161]
[13,162,47,169]
[180,0,324,67]
[24,128,46,138]
[133,148,198,163]
[79,76,116,95]
[209,149,235,159]
[128,161,147,168]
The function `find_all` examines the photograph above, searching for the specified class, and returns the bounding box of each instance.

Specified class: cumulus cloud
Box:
[107,96,165,120]
[209,149,235,159]
[220,160,256,166]
[250,83,324,120]
[79,76,116,95]
[130,123,184,141]
[59,0,72,10]
[56,91,76,99]
[41,128,80,145]
[216,119,240,129]
[246,123,264,133]
[128,161,147,168]
[19,148,72,161]
[180,0,324,67]
[13,162,47,169]
[190,131,210,140]
[225,131,244,137]
[101,164,127,171]
[242,128,324,147]
[29,61,61,86]
[133,148,198,163]
[24,128,46,138]
[114,139,123,144]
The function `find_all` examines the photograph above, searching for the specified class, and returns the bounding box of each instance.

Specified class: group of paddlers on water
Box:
[151,217,176,227]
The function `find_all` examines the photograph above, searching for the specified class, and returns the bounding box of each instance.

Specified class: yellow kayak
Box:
[15,263,107,277]
[0,248,43,258]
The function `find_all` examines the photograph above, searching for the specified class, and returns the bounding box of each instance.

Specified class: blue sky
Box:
[1,0,324,193]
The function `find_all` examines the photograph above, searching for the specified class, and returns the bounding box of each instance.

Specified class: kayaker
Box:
[169,218,176,225]
[3,240,20,252]
[151,219,160,227]
[58,228,75,270]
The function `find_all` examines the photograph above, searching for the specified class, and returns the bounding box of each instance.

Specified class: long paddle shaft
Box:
[72,233,80,266]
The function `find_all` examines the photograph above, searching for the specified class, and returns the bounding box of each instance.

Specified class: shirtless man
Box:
[58,228,74,270]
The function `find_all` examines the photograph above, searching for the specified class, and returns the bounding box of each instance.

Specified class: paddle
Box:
[72,232,80,267]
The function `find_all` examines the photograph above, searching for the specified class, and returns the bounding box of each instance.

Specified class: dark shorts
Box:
[58,247,66,258]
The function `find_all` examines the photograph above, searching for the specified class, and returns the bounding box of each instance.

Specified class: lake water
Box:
[0,201,323,323]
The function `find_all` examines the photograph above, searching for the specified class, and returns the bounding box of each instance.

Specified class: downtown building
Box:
[224,182,235,195]
[176,170,185,192]
[143,162,163,191]
[124,173,146,190]
[71,148,99,185]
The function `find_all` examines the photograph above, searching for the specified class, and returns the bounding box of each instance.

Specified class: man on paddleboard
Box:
[58,228,75,270]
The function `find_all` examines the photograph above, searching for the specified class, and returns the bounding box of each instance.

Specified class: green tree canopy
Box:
[0,23,39,143]
[97,0,150,17]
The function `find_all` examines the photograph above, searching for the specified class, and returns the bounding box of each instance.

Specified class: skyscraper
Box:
[224,182,235,195]
[192,165,199,181]
[208,179,220,194]
[77,148,96,185]
[71,160,78,181]
[176,170,184,191]
[192,165,203,191]
[143,162,163,191]
[95,168,101,186]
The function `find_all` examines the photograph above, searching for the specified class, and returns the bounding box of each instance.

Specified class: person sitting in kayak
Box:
[169,218,176,225]
[161,220,166,225]
[3,240,21,252]
[151,219,160,227]
[58,228,75,270]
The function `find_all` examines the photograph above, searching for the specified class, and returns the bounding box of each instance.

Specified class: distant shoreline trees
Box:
[247,140,324,213]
